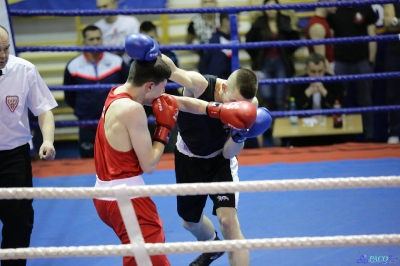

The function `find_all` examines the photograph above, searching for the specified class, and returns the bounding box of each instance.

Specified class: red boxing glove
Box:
[206,101,257,130]
[152,94,179,145]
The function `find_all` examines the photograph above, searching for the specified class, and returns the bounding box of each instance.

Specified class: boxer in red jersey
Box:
[93,34,258,266]
[93,56,175,266]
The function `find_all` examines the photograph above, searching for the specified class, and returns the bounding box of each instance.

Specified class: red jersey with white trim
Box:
[305,15,334,63]
[94,86,143,181]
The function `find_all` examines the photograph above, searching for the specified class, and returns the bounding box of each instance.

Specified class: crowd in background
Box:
[32,0,400,158]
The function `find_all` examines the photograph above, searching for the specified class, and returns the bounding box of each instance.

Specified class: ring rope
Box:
[15,34,400,53]
[30,105,400,127]
[8,0,397,17]
[271,105,400,117]
[1,176,399,199]
[1,234,399,260]
[48,72,400,91]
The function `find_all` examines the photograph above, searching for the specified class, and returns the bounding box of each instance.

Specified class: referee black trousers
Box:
[0,143,34,266]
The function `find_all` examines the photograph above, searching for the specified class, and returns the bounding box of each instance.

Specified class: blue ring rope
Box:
[9,0,398,16]
[15,35,400,53]
[50,72,400,91]
[30,106,400,128]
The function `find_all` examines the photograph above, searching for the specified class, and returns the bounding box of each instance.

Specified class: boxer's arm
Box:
[173,95,208,114]
[175,96,258,130]
[222,138,245,159]
[122,101,165,174]
[162,54,208,98]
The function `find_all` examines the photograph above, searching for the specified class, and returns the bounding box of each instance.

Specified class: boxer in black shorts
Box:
[163,53,258,266]
[175,150,238,222]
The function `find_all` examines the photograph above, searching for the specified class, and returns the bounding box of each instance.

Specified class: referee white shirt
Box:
[0,54,57,151]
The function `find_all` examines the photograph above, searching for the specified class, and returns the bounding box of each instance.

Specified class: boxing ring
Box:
[3,0,400,265]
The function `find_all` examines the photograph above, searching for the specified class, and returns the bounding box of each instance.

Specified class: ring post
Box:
[229,10,240,72]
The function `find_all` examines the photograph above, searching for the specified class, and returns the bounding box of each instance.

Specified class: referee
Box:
[0,25,57,266]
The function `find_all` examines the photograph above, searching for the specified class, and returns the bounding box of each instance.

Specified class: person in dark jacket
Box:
[289,53,346,147]
[137,21,182,153]
[291,53,344,111]
[327,5,377,142]
[63,25,129,158]
[198,13,233,79]
[246,0,300,111]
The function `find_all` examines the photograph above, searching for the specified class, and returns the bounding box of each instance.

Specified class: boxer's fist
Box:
[231,107,273,143]
[206,101,257,130]
[152,94,179,145]
[125,33,161,62]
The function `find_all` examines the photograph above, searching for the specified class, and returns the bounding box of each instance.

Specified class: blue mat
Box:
[18,158,400,265]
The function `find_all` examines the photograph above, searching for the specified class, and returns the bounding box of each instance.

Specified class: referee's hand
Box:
[39,141,56,160]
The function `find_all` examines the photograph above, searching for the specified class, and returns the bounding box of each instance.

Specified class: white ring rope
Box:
[1,176,398,260]
[0,176,399,199]
[1,235,399,260]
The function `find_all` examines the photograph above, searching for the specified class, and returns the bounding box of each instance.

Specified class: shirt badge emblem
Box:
[6,95,19,113]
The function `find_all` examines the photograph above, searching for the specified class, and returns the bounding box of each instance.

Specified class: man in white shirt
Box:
[0,25,57,266]
[95,0,140,63]
[186,0,219,44]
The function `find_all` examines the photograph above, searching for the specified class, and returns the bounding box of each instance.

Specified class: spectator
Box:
[138,21,181,87]
[95,0,140,63]
[138,21,181,153]
[289,53,345,146]
[186,0,219,45]
[327,5,377,142]
[0,25,57,266]
[383,3,400,143]
[198,13,233,79]
[291,53,344,110]
[246,0,300,111]
[305,0,337,74]
[63,25,129,158]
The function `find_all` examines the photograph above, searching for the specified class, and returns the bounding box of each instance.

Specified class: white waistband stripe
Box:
[94,175,145,200]
[176,133,222,158]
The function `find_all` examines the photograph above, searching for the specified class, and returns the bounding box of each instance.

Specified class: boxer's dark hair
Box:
[236,68,258,99]
[0,25,9,35]
[128,57,171,86]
